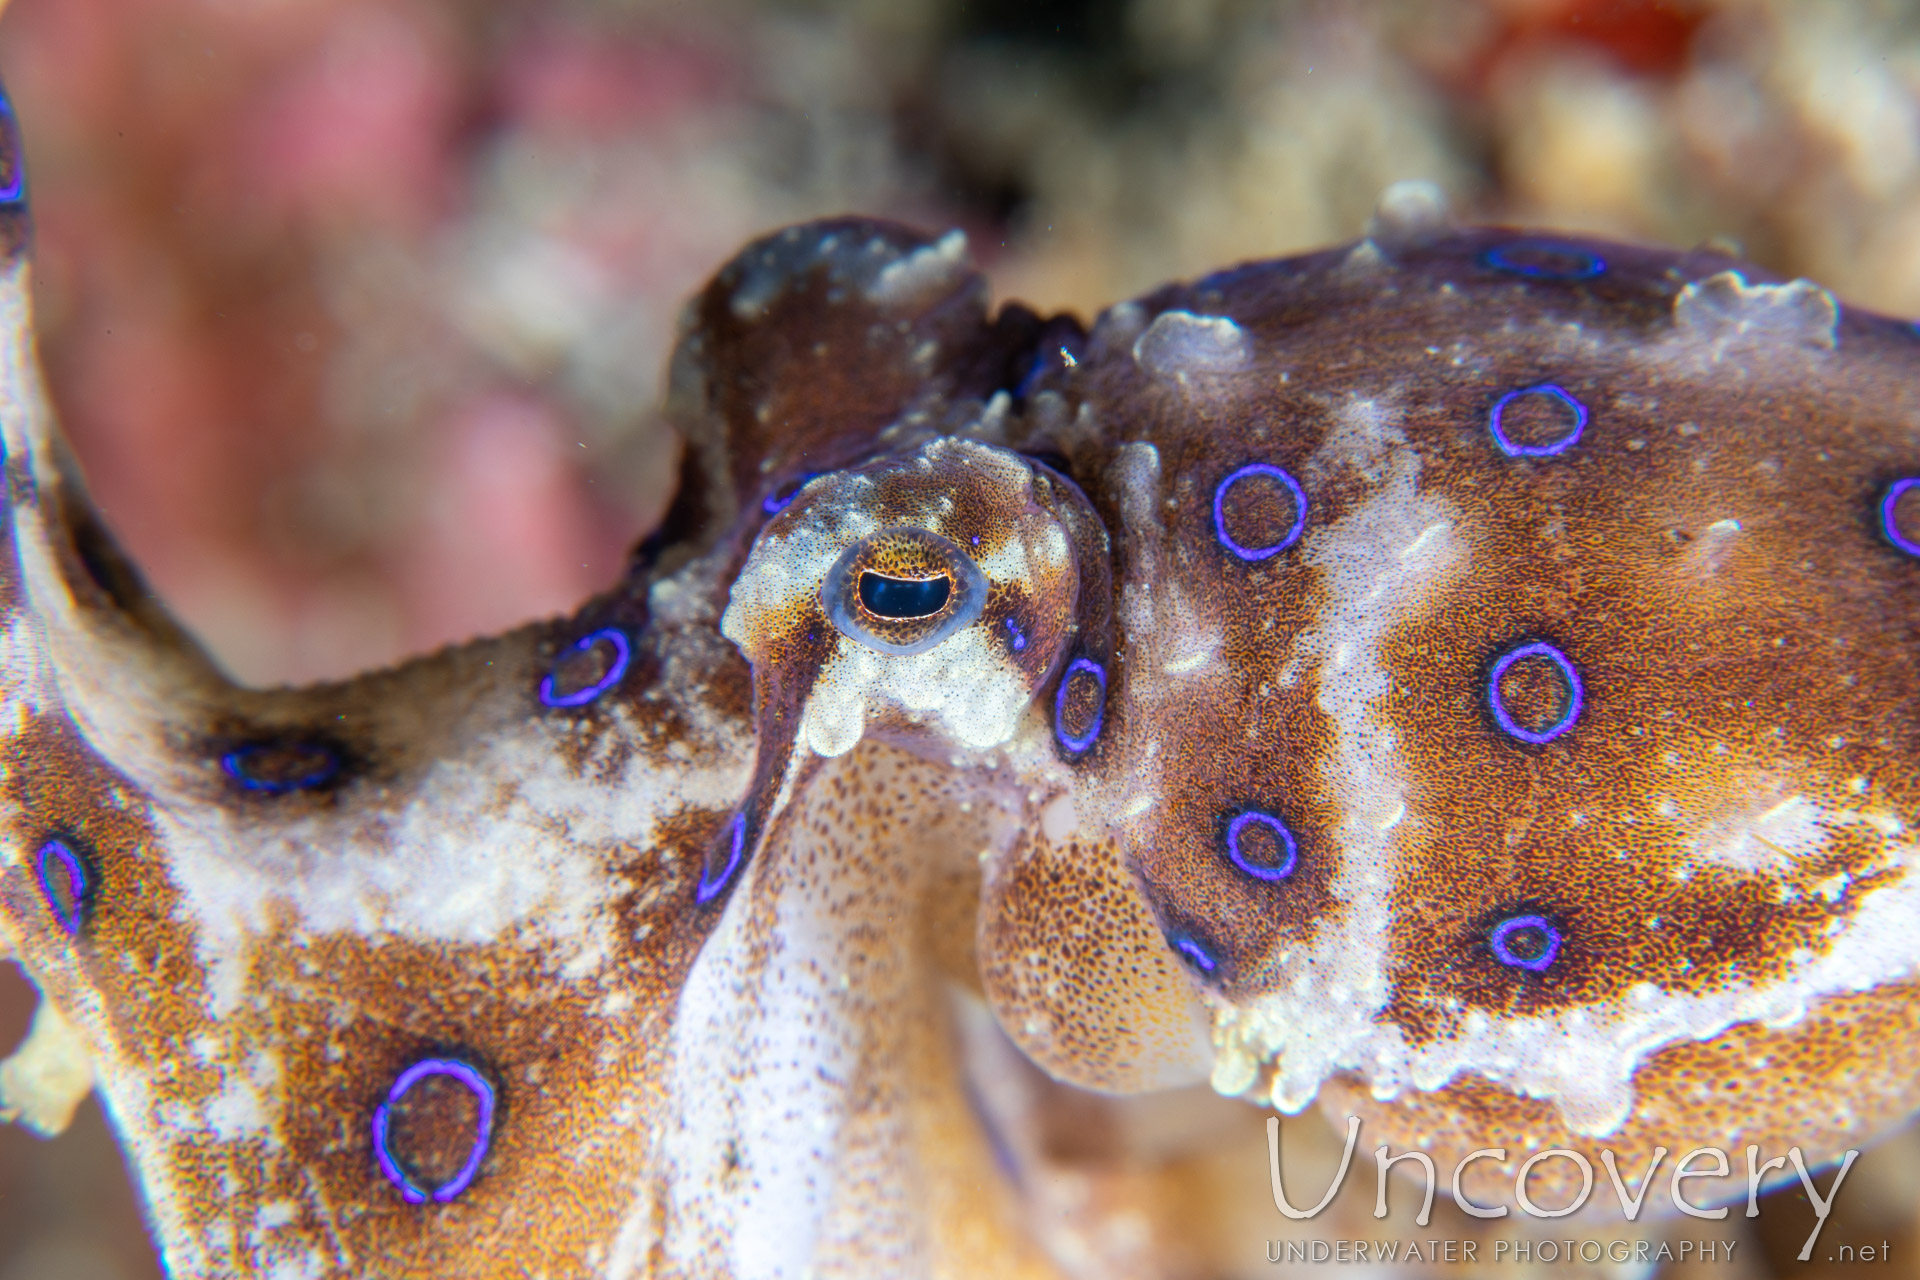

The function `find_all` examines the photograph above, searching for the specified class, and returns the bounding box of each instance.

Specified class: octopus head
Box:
[721,436,1107,760]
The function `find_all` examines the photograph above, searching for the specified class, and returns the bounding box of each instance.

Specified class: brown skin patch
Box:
[0,716,206,1079]
[260,925,699,1275]
[527,592,724,786]
[1128,671,1346,991]
[1372,329,1920,1032]
[1027,375,1348,985]
[672,218,1040,568]
[609,802,724,967]
[978,829,1210,1093]
[1,709,728,1274]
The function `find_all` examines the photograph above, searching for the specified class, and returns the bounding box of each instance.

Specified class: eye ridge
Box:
[857,571,953,620]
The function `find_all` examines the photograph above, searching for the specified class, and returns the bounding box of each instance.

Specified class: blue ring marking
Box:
[222,743,340,794]
[1488,384,1588,459]
[35,839,86,936]
[1194,261,1268,293]
[1882,477,1920,557]
[696,812,747,905]
[1487,641,1584,746]
[1174,936,1218,974]
[1212,463,1308,561]
[1490,914,1561,972]
[1053,657,1107,754]
[1014,349,1052,399]
[0,94,20,206]
[1004,618,1028,652]
[537,628,631,708]
[762,472,823,516]
[372,1058,496,1205]
[1481,240,1606,281]
[1224,811,1299,882]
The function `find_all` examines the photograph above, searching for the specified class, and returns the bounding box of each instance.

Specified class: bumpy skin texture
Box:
[3,64,1920,1273]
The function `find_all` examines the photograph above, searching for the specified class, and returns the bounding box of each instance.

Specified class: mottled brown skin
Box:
[4,56,1920,1274]
[1035,233,1912,1000]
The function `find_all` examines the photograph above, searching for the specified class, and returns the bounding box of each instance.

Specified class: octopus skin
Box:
[0,72,1918,1277]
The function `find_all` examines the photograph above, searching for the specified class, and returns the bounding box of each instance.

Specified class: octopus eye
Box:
[822,527,987,655]
[1489,914,1562,972]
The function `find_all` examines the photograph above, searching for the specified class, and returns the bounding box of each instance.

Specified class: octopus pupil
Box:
[858,571,951,619]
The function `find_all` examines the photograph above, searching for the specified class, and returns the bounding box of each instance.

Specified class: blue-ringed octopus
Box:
[1,70,1919,1276]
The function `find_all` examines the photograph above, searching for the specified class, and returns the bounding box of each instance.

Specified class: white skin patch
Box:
[800,631,1030,757]
[0,996,94,1137]
[1673,271,1840,353]
[1132,310,1252,383]
[664,746,1002,1277]
[1209,432,1470,1112]
[865,229,969,307]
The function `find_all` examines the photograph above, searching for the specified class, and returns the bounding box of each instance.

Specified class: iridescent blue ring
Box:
[0,95,20,206]
[1053,657,1107,754]
[35,839,86,936]
[537,628,631,708]
[222,743,340,794]
[1489,384,1588,459]
[1487,641,1584,745]
[1881,477,1920,557]
[372,1058,496,1205]
[1174,936,1218,973]
[762,473,823,516]
[696,812,747,905]
[1225,811,1299,882]
[1212,463,1308,560]
[1481,241,1606,281]
[1490,914,1561,972]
